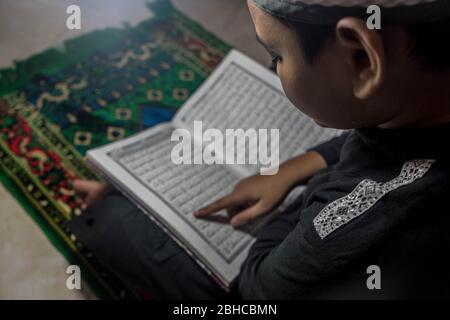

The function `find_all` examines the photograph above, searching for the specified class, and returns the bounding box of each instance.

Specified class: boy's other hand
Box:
[194,174,291,227]
[73,180,111,209]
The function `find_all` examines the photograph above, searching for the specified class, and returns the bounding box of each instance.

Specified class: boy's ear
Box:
[336,17,386,99]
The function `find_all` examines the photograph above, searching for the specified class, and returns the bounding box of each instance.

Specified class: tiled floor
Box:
[0,0,267,299]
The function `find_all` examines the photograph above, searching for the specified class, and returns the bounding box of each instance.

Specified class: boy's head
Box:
[247,0,450,129]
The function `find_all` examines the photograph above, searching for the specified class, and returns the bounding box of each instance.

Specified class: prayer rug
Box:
[0,0,230,299]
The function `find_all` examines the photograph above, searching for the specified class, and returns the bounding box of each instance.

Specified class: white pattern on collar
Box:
[313,159,435,239]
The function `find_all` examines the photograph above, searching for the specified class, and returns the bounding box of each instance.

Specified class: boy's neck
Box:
[378,72,450,129]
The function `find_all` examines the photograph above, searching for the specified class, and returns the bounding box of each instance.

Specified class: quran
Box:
[86,50,340,289]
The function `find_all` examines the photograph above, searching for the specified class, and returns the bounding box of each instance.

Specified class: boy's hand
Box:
[73,180,112,209]
[194,174,291,227]
[194,151,327,227]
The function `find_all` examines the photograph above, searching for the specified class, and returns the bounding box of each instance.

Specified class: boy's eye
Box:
[270,55,282,73]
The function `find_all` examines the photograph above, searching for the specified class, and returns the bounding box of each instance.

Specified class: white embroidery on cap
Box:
[313,159,435,239]
[287,0,438,8]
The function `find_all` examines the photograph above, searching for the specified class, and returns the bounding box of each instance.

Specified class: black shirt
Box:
[238,124,450,299]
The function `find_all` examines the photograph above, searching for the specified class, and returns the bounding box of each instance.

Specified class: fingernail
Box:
[231,218,240,227]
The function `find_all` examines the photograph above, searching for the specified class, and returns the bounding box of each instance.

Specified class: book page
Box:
[174,50,341,176]
[87,123,256,287]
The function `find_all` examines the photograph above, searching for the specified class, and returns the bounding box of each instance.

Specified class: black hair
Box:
[405,18,450,71]
[280,19,335,63]
[279,16,450,71]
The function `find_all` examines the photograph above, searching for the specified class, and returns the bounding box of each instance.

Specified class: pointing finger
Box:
[194,193,244,217]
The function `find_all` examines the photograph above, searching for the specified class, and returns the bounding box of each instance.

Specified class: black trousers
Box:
[71,188,450,300]
[70,191,232,299]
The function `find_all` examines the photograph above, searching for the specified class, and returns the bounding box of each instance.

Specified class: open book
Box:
[86,50,340,289]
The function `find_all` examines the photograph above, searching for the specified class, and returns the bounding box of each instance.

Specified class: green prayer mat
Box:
[0,0,230,299]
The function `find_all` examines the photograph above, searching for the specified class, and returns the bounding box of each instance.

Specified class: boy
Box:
[73,0,450,299]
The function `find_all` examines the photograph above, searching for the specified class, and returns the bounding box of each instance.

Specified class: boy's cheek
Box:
[279,60,362,129]
[281,75,355,129]
[279,65,330,119]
